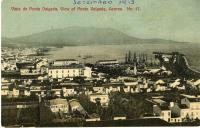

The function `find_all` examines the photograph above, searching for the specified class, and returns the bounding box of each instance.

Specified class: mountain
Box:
[2,27,184,47]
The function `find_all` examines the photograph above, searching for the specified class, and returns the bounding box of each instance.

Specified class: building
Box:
[146,94,200,123]
[113,115,127,120]
[48,64,92,79]
[62,85,76,97]
[152,99,171,122]
[69,99,87,115]
[35,59,48,69]
[89,93,110,107]
[1,85,9,96]
[180,94,200,120]
[46,98,69,113]
[18,59,48,75]
[52,59,79,66]
[93,86,105,93]
[96,60,119,66]
[20,68,41,75]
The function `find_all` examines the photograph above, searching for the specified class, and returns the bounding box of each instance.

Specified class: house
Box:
[123,86,131,93]
[147,94,200,123]
[169,79,181,88]
[69,99,87,115]
[152,99,171,122]
[85,87,94,95]
[105,86,119,94]
[62,85,76,97]
[48,64,92,79]
[30,84,46,97]
[89,93,109,107]
[155,84,166,92]
[51,86,62,97]
[17,85,31,97]
[46,98,69,113]
[180,94,200,120]
[35,59,48,69]
[1,85,9,96]
[18,59,48,75]
[154,79,166,91]
[10,88,20,98]
[20,67,41,75]
[93,86,105,93]
[169,102,190,122]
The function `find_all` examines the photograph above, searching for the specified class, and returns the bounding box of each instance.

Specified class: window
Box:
[168,112,171,116]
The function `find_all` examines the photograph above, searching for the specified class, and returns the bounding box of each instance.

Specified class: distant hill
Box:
[2,27,185,47]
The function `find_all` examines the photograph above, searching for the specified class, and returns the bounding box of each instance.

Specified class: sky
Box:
[2,0,200,43]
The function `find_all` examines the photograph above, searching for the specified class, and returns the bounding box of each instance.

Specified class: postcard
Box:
[1,0,200,127]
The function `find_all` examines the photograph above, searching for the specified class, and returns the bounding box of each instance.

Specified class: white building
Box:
[35,59,48,69]
[47,98,69,113]
[180,94,200,120]
[48,65,92,79]
[96,60,119,66]
[93,86,105,93]
[152,99,171,122]
[52,59,79,66]
[20,68,41,75]
[62,86,76,97]
[1,86,9,96]
[148,94,200,123]
[89,93,109,106]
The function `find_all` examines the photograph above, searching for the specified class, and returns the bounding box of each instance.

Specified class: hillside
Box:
[2,27,183,47]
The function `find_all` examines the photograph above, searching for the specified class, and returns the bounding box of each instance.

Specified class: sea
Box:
[47,43,200,70]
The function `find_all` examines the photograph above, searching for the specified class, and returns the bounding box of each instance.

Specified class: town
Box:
[1,47,200,126]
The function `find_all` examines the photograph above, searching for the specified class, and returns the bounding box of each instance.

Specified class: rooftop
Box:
[49,64,84,69]
[54,59,78,61]
[181,94,200,102]
[49,98,68,106]
[181,94,200,98]
[89,93,108,96]
[97,60,118,62]
[152,99,167,104]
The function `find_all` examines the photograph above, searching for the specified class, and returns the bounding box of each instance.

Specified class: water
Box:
[47,43,200,70]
